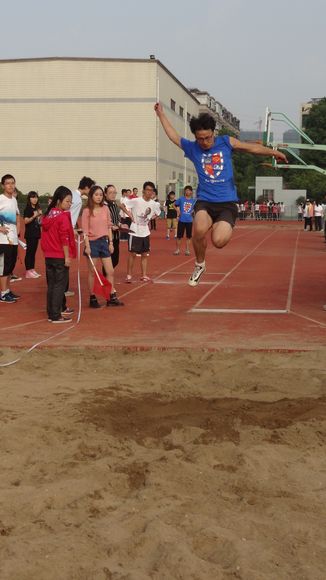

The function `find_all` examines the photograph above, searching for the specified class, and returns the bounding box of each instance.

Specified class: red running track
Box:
[1,220,326,352]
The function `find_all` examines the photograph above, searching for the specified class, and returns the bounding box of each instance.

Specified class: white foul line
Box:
[192,308,288,314]
[286,230,300,312]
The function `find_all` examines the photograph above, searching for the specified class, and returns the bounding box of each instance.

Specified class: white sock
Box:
[195,261,205,268]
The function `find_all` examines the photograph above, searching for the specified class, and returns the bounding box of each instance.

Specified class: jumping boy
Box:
[154,103,287,286]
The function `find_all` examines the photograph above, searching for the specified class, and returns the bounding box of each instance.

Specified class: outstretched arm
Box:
[230,137,288,163]
[154,103,181,148]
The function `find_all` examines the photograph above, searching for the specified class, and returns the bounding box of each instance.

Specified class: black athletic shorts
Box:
[0,244,18,276]
[194,200,238,227]
[128,235,150,254]
[177,221,193,239]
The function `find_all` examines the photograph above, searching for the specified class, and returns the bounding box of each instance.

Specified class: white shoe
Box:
[188,264,206,287]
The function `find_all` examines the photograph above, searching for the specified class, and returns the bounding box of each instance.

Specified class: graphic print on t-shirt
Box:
[202,151,224,181]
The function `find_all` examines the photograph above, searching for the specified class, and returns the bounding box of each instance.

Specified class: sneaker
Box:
[107,292,124,306]
[51,317,72,324]
[0,292,17,303]
[32,270,41,277]
[185,250,191,256]
[173,250,180,255]
[25,269,38,279]
[166,236,170,240]
[62,307,74,316]
[140,276,152,282]
[10,274,22,282]
[188,263,206,287]
[8,291,20,300]
[89,297,101,309]
[125,275,132,284]
[65,290,75,297]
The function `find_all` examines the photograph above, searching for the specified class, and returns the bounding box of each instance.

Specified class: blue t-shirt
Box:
[180,135,238,203]
[175,196,196,223]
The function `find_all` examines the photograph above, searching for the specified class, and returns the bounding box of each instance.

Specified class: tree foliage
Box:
[232,97,326,201]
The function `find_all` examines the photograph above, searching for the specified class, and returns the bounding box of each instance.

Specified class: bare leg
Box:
[87,257,98,293]
[175,238,182,253]
[102,257,115,291]
[191,210,213,263]
[185,238,191,253]
[211,221,233,249]
[127,253,136,276]
[141,255,148,277]
[0,275,9,293]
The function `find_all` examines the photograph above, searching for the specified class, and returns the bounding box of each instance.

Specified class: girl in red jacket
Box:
[41,186,76,323]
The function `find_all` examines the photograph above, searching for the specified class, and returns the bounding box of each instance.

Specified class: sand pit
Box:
[1,348,326,579]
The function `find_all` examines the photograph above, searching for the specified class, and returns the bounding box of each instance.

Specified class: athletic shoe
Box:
[65,290,75,297]
[0,293,17,303]
[51,317,72,324]
[25,269,38,279]
[8,291,20,300]
[185,250,191,256]
[32,270,41,277]
[10,274,22,282]
[125,275,132,284]
[89,297,101,309]
[173,250,180,255]
[166,236,170,240]
[107,292,124,306]
[62,307,74,316]
[140,276,152,282]
[188,264,206,287]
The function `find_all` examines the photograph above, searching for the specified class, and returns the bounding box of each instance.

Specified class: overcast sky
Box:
[2,0,325,135]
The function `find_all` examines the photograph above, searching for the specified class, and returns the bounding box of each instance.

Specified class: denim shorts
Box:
[89,236,111,258]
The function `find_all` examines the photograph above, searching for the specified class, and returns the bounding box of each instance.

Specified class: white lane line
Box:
[190,229,277,311]
[2,318,46,331]
[286,230,300,312]
[290,310,326,329]
[191,308,288,314]
[155,280,216,285]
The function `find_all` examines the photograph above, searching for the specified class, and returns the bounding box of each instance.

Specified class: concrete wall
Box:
[0,58,200,199]
[255,176,306,218]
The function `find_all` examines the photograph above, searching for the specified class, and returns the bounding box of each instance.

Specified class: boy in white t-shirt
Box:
[122,181,161,283]
[0,174,20,302]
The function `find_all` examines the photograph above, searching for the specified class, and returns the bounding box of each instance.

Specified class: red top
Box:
[41,208,76,259]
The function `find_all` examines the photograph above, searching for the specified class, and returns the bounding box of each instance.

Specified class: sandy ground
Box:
[0,348,326,580]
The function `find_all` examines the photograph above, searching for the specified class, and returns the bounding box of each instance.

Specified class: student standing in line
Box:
[23,191,42,278]
[41,186,76,323]
[173,185,196,256]
[122,181,161,283]
[165,191,178,239]
[0,174,21,302]
[82,185,124,308]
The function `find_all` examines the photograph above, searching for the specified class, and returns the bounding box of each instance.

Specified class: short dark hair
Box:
[143,181,155,190]
[78,176,95,190]
[189,113,216,134]
[184,185,193,192]
[1,174,15,185]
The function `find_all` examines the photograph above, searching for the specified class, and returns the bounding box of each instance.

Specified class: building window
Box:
[187,112,191,124]
[172,171,176,180]
[179,106,184,118]
[170,99,176,112]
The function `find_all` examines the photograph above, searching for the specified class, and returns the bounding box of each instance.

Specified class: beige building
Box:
[0,57,200,197]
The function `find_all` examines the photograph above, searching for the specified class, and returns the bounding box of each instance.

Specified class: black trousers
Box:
[25,237,39,270]
[315,216,322,231]
[111,236,120,269]
[304,217,312,231]
[45,258,68,320]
